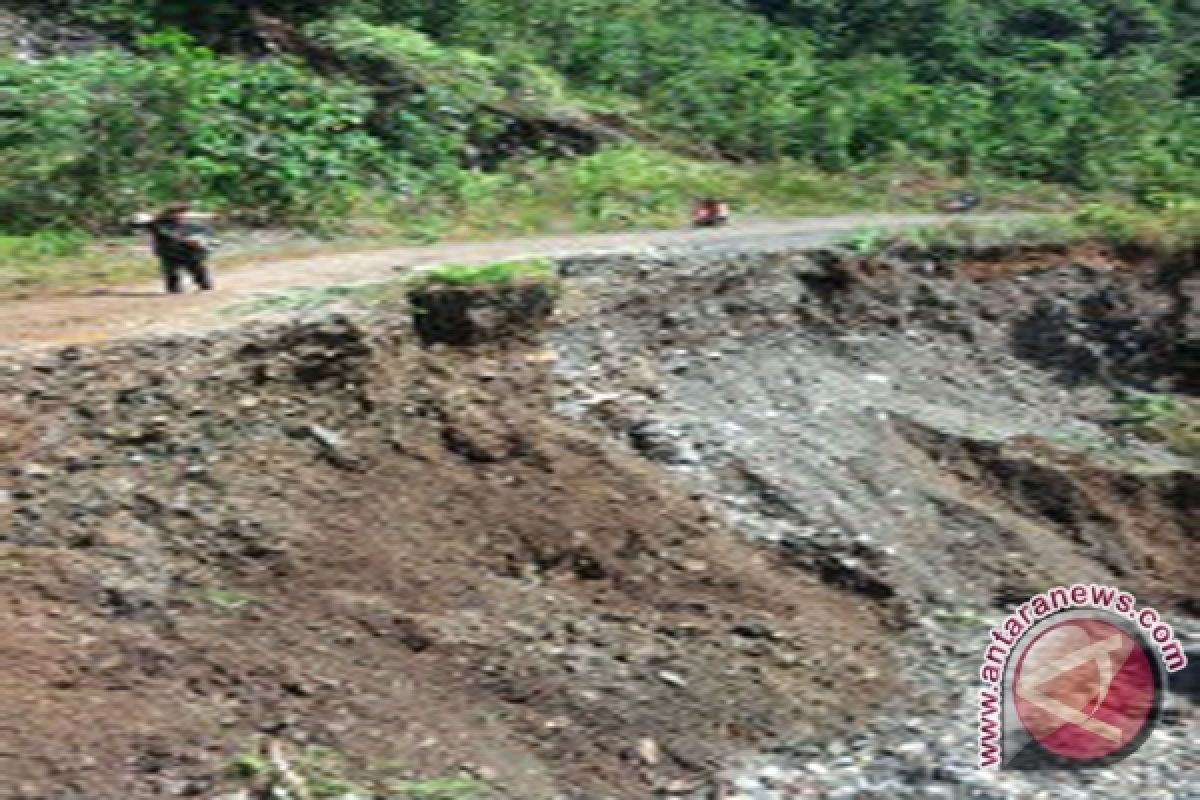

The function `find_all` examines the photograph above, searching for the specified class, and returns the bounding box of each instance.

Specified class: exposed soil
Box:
[0,235,1195,799]
[0,315,895,799]
[550,242,1196,614]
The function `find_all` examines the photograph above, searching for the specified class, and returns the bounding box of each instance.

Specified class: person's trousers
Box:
[161,258,213,294]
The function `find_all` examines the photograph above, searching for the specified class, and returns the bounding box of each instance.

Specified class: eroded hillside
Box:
[0,240,1195,799]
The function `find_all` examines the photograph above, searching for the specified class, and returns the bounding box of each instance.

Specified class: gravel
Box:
[717,618,1200,800]
[549,242,1198,800]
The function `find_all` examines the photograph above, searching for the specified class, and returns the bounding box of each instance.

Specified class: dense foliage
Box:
[1,0,1196,232]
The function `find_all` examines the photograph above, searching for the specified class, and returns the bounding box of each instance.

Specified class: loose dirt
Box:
[0,232,1194,799]
[0,315,896,799]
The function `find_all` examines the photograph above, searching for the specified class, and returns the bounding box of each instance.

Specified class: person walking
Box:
[145,202,217,294]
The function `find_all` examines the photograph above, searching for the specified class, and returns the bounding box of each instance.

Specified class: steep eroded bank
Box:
[551,244,1196,615]
[0,313,894,799]
[0,240,1195,799]
[548,242,1197,799]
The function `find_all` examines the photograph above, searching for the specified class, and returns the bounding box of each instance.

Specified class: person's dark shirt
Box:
[148,217,212,262]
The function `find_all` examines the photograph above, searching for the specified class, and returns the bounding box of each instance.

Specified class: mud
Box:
[0,239,1195,798]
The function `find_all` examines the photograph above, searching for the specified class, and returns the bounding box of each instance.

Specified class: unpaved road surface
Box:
[0,214,986,348]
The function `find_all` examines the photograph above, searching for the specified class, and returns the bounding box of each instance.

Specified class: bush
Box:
[0,231,89,262]
[3,0,1196,241]
[410,257,555,289]
[0,32,409,231]
[1074,201,1200,255]
[1117,392,1200,458]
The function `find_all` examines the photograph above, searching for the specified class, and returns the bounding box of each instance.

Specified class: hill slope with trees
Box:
[1,0,1195,236]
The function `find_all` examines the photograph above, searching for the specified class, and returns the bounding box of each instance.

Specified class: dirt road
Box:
[0,214,993,349]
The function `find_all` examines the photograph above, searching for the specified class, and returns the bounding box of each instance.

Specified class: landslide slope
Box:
[0,239,1195,799]
[551,243,1196,616]
[0,312,894,799]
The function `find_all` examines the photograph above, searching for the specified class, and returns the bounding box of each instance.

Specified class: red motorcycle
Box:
[692,198,730,228]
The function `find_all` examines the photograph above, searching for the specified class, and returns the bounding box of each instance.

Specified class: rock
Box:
[894,740,927,763]
[732,775,762,793]
[662,778,704,795]
[307,423,346,451]
[636,737,660,766]
[731,622,772,639]
[657,670,687,688]
[290,423,359,469]
[757,764,788,786]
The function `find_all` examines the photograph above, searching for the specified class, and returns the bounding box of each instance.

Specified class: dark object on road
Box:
[138,202,219,294]
[939,192,981,213]
[693,197,730,228]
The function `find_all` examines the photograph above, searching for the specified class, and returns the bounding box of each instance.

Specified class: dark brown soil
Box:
[0,319,895,799]
[955,242,1129,280]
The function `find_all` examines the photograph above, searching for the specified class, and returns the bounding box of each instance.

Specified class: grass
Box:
[835,214,1079,257]
[407,257,555,290]
[393,777,489,799]
[930,607,992,628]
[227,752,269,780]
[1072,199,1200,256]
[836,197,1199,260]
[0,232,155,296]
[1038,393,1200,468]
[227,744,490,800]
[1,146,1188,298]
[190,587,261,615]
[0,146,1094,297]
[1115,391,1200,458]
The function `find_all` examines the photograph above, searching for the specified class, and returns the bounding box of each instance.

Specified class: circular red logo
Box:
[1013,616,1158,763]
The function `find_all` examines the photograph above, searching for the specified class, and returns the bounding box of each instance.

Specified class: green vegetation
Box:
[0,146,948,297]
[227,752,269,781]
[0,231,148,295]
[218,259,560,320]
[219,257,561,316]
[0,32,402,232]
[300,747,370,799]
[838,198,1200,259]
[226,744,489,800]
[190,587,261,615]
[1073,198,1200,255]
[410,258,555,290]
[0,0,1194,254]
[395,777,489,799]
[1117,391,1200,457]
